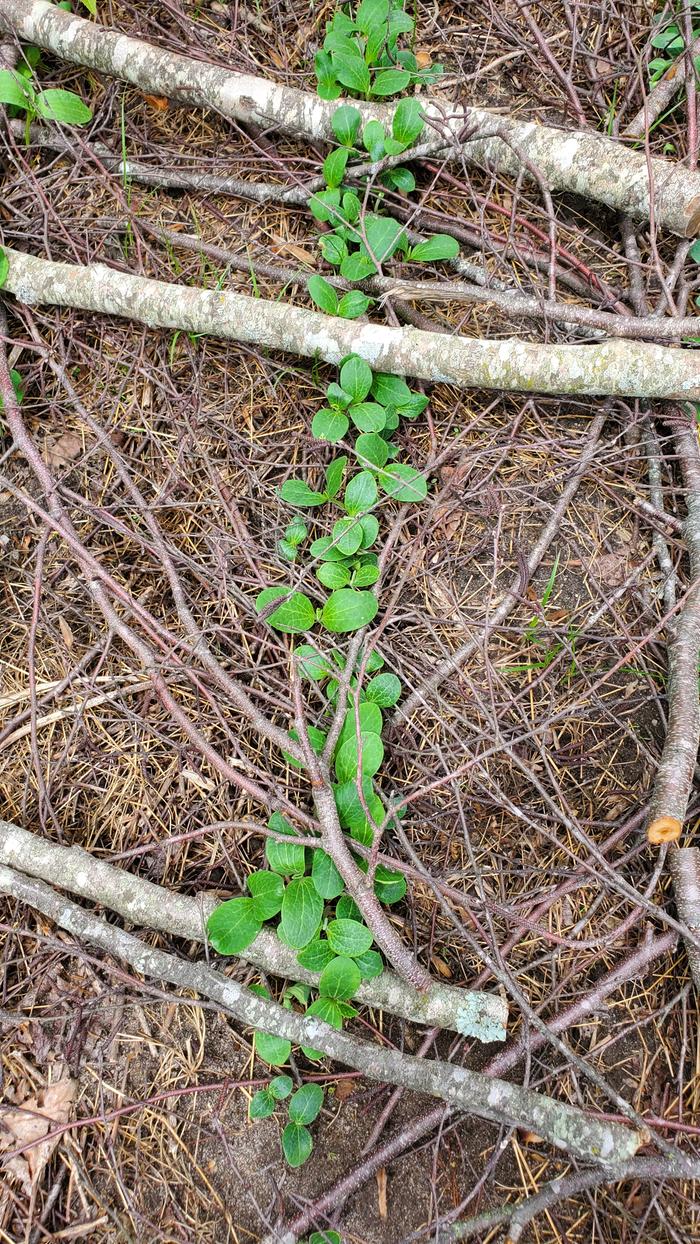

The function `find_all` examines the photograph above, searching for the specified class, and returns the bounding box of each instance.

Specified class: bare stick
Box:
[3,249,699,401]
[0,864,646,1165]
[2,0,700,234]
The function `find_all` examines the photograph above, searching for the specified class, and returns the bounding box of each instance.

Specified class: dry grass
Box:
[0,1,698,1241]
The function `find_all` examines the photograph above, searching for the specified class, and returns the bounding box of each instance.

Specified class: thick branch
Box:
[3,249,700,400]
[2,0,700,234]
[0,819,507,1041]
[0,863,646,1165]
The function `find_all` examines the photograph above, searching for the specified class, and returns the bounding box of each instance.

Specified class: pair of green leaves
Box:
[0,68,92,125]
[256,585,378,635]
[278,517,308,562]
[307,275,373,321]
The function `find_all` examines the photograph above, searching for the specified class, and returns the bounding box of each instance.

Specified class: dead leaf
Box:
[44,431,83,470]
[333,1078,357,1103]
[142,94,169,111]
[415,49,432,69]
[593,550,629,587]
[58,616,74,651]
[430,954,453,979]
[271,242,317,266]
[376,1167,388,1219]
[1,1076,77,1194]
[432,504,461,542]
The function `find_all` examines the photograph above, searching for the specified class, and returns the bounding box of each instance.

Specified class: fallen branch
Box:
[2,0,700,235]
[3,249,700,400]
[0,863,647,1164]
[668,846,700,989]
[0,819,507,1041]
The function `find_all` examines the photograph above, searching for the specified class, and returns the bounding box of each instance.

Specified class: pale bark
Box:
[0,819,508,1041]
[0,862,646,1164]
[623,36,700,140]
[3,248,700,400]
[1,0,700,235]
[668,846,700,989]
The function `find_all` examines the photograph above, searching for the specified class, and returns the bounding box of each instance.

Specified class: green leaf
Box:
[325,455,348,499]
[336,895,362,922]
[308,275,338,315]
[207,897,261,955]
[327,382,352,408]
[309,1232,341,1244]
[255,587,315,633]
[312,408,349,443]
[377,463,427,502]
[337,699,383,749]
[327,918,373,957]
[278,536,297,562]
[334,776,384,837]
[332,103,362,145]
[319,233,348,266]
[397,393,429,419]
[349,402,386,433]
[285,518,308,546]
[393,96,424,145]
[247,870,285,920]
[317,75,343,101]
[651,25,683,52]
[337,290,372,319]
[317,561,351,589]
[333,515,364,556]
[353,948,384,979]
[249,1088,276,1119]
[256,1031,292,1067]
[374,864,407,904]
[0,248,8,290]
[334,732,384,781]
[359,512,380,546]
[319,955,362,1000]
[365,671,401,706]
[280,877,324,948]
[322,589,378,634]
[309,189,341,222]
[356,0,389,34]
[0,69,31,109]
[297,644,332,681]
[410,235,460,262]
[370,372,413,405]
[306,995,344,1027]
[344,471,378,515]
[297,938,336,971]
[354,434,388,471]
[35,88,92,125]
[79,0,98,12]
[361,214,406,264]
[288,1082,324,1124]
[311,848,345,899]
[268,1075,293,1100]
[353,563,379,587]
[282,1121,313,1166]
[362,118,386,161]
[279,479,327,506]
[311,536,346,562]
[340,355,373,402]
[689,239,700,263]
[388,7,414,39]
[385,166,415,193]
[342,190,361,222]
[340,252,377,282]
[371,68,411,95]
[332,50,371,94]
[266,812,307,876]
[323,146,350,188]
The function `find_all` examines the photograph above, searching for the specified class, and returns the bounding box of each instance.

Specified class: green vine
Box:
[207,0,459,1174]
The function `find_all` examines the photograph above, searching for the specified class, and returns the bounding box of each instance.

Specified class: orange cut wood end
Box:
[647,816,682,844]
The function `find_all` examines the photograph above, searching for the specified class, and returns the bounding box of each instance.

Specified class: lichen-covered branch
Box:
[0,819,507,1042]
[668,846,700,989]
[0,863,646,1164]
[3,249,700,400]
[2,0,700,235]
